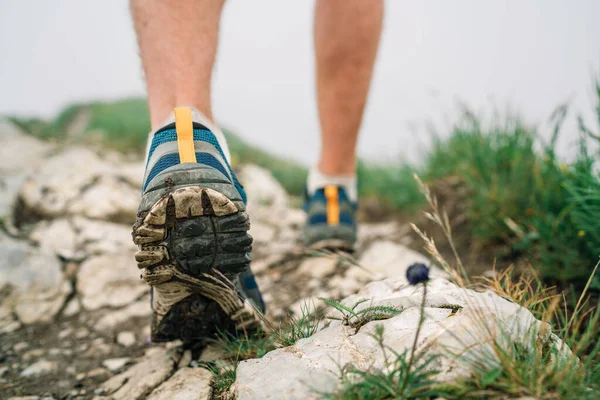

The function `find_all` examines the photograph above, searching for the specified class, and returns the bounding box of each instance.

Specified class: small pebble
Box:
[13,342,29,352]
[116,331,136,347]
[102,357,130,372]
[20,360,57,377]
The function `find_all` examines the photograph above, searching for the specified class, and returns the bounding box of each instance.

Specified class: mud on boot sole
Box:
[132,186,260,343]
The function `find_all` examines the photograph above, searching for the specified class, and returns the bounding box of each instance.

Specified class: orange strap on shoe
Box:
[174,107,197,163]
[324,185,340,225]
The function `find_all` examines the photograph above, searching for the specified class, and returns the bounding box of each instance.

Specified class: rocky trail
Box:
[0,121,570,400]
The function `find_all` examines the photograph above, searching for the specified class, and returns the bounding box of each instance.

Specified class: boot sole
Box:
[133,183,260,344]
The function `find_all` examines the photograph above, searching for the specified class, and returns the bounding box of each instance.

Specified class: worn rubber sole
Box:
[133,185,260,344]
[303,224,357,252]
[308,238,355,252]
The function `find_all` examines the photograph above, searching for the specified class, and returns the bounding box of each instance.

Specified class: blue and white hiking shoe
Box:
[132,107,264,344]
[303,185,357,250]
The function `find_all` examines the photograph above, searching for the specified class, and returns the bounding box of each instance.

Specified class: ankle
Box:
[317,159,356,176]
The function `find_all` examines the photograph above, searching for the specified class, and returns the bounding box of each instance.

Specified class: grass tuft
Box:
[270,300,323,347]
[321,297,402,333]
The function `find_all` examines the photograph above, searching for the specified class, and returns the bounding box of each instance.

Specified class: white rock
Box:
[297,256,338,279]
[75,327,90,339]
[119,162,145,190]
[77,251,147,310]
[71,217,137,255]
[248,221,276,244]
[352,240,432,281]
[234,276,573,400]
[102,347,180,400]
[0,235,71,324]
[327,275,361,298]
[13,342,29,352]
[0,304,21,333]
[0,175,27,225]
[7,396,40,400]
[288,297,324,318]
[58,328,72,340]
[20,360,57,377]
[117,331,136,347]
[237,164,288,209]
[63,298,80,317]
[0,120,52,175]
[94,299,151,331]
[102,358,131,372]
[18,147,139,223]
[283,208,305,229]
[69,175,139,223]
[147,368,212,400]
[22,348,46,361]
[29,219,77,258]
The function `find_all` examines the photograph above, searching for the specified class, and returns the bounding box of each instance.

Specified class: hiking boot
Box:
[302,185,357,250]
[132,107,264,344]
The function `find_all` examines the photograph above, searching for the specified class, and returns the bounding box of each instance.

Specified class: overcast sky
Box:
[1,0,599,164]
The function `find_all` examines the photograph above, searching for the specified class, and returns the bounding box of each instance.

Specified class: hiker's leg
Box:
[130,0,225,129]
[303,0,383,250]
[130,0,265,344]
[314,0,384,176]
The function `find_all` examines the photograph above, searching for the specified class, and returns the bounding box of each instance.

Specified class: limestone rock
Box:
[71,217,137,255]
[0,304,21,333]
[7,396,40,400]
[237,164,288,209]
[29,219,77,258]
[69,175,139,223]
[18,147,139,223]
[147,368,212,400]
[77,251,147,310]
[348,240,431,281]
[234,276,572,400]
[63,297,81,317]
[102,358,131,372]
[118,162,145,190]
[102,347,181,400]
[20,360,57,377]
[116,331,136,347]
[0,120,52,175]
[94,299,151,331]
[248,221,276,244]
[0,175,27,225]
[0,235,70,324]
[297,256,338,279]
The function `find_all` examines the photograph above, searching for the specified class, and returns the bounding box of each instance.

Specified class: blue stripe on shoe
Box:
[148,129,223,162]
[144,128,247,203]
[144,153,180,190]
[308,212,355,226]
[143,152,231,192]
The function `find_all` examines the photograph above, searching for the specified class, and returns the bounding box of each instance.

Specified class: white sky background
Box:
[1,0,599,164]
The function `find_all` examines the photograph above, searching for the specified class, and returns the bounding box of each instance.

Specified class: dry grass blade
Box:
[413,174,471,285]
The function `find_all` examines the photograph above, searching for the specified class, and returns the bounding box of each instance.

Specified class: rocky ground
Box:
[0,121,570,400]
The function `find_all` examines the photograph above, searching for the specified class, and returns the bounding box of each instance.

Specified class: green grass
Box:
[422,119,598,288]
[206,362,238,400]
[320,297,403,332]
[211,330,276,361]
[269,300,323,347]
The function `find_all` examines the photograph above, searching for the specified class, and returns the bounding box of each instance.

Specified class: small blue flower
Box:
[406,263,430,285]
